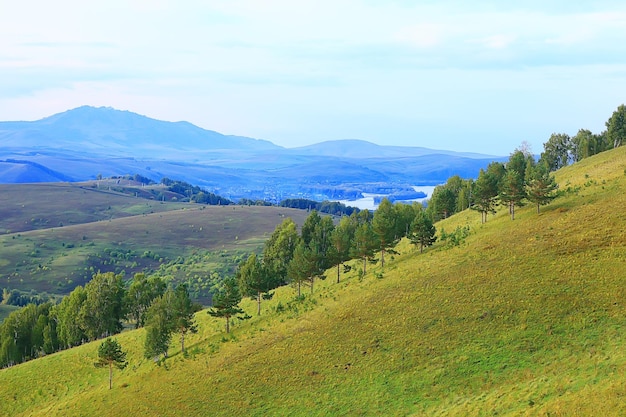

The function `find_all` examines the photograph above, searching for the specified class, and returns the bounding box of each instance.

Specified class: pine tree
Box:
[94,338,127,389]
[409,210,437,253]
[526,164,559,214]
[208,278,248,333]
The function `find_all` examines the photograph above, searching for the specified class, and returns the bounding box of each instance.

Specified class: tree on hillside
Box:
[238,253,277,315]
[571,129,609,161]
[471,168,499,223]
[171,283,201,354]
[208,278,248,333]
[540,133,572,172]
[499,169,526,220]
[330,216,356,283]
[351,222,378,275]
[287,240,318,296]
[606,104,626,148]
[55,285,88,349]
[428,186,456,221]
[394,202,418,239]
[94,338,127,390]
[263,218,298,286]
[125,273,166,329]
[525,163,559,214]
[80,272,125,341]
[372,198,398,268]
[144,292,174,360]
[409,209,437,253]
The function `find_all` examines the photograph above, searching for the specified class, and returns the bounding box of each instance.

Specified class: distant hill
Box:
[0,106,279,158]
[0,106,505,202]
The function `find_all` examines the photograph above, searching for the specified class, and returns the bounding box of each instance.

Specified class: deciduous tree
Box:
[171,283,200,354]
[606,104,626,148]
[124,273,166,329]
[263,218,298,286]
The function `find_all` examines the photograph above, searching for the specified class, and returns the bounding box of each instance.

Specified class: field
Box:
[1,147,626,416]
[0,182,310,298]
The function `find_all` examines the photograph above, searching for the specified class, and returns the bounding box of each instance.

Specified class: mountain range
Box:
[0,106,505,202]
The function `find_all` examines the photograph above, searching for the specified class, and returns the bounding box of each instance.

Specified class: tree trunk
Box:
[225,316,230,333]
[337,263,341,283]
[109,362,113,390]
[310,277,314,294]
[363,257,367,275]
[381,249,385,268]
[536,202,540,214]
[511,203,515,220]
[181,331,185,354]
[257,291,261,316]
[297,281,301,298]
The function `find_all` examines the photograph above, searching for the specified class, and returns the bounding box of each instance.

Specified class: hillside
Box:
[1,147,626,416]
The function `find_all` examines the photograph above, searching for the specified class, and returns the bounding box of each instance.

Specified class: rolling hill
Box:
[0,182,311,298]
[1,146,625,416]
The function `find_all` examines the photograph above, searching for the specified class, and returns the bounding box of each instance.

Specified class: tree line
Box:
[0,271,199,368]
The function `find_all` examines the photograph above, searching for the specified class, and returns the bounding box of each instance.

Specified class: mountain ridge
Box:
[0,106,505,202]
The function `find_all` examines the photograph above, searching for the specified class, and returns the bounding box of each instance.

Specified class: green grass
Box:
[2,147,626,416]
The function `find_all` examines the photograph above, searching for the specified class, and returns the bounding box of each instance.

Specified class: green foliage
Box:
[144,292,174,360]
[409,209,437,253]
[605,103,626,148]
[471,167,499,223]
[372,198,398,267]
[540,132,572,171]
[79,272,125,341]
[263,218,299,286]
[94,338,127,389]
[208,278,247,333]
[171,283,201,354]
[439,225,470,248]
[350,221,378,275]
[526,163,559,214]
[124,273,166,329]
[237,254,276,316]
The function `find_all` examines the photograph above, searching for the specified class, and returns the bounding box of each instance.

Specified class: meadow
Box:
[1,147,626,416]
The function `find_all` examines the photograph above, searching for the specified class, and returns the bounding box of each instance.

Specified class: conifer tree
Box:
[208,278,248,333]
[526,164,559,213]
[95,337,127,389]
[409,210,437,253]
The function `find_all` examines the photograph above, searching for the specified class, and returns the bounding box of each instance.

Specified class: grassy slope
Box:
[2,147,626,416]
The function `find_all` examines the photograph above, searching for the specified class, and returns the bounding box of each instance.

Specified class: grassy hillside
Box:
[0,182,310,297]
[2,147,626,416]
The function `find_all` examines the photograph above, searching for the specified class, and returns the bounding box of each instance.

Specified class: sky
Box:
[1,0,626,155]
